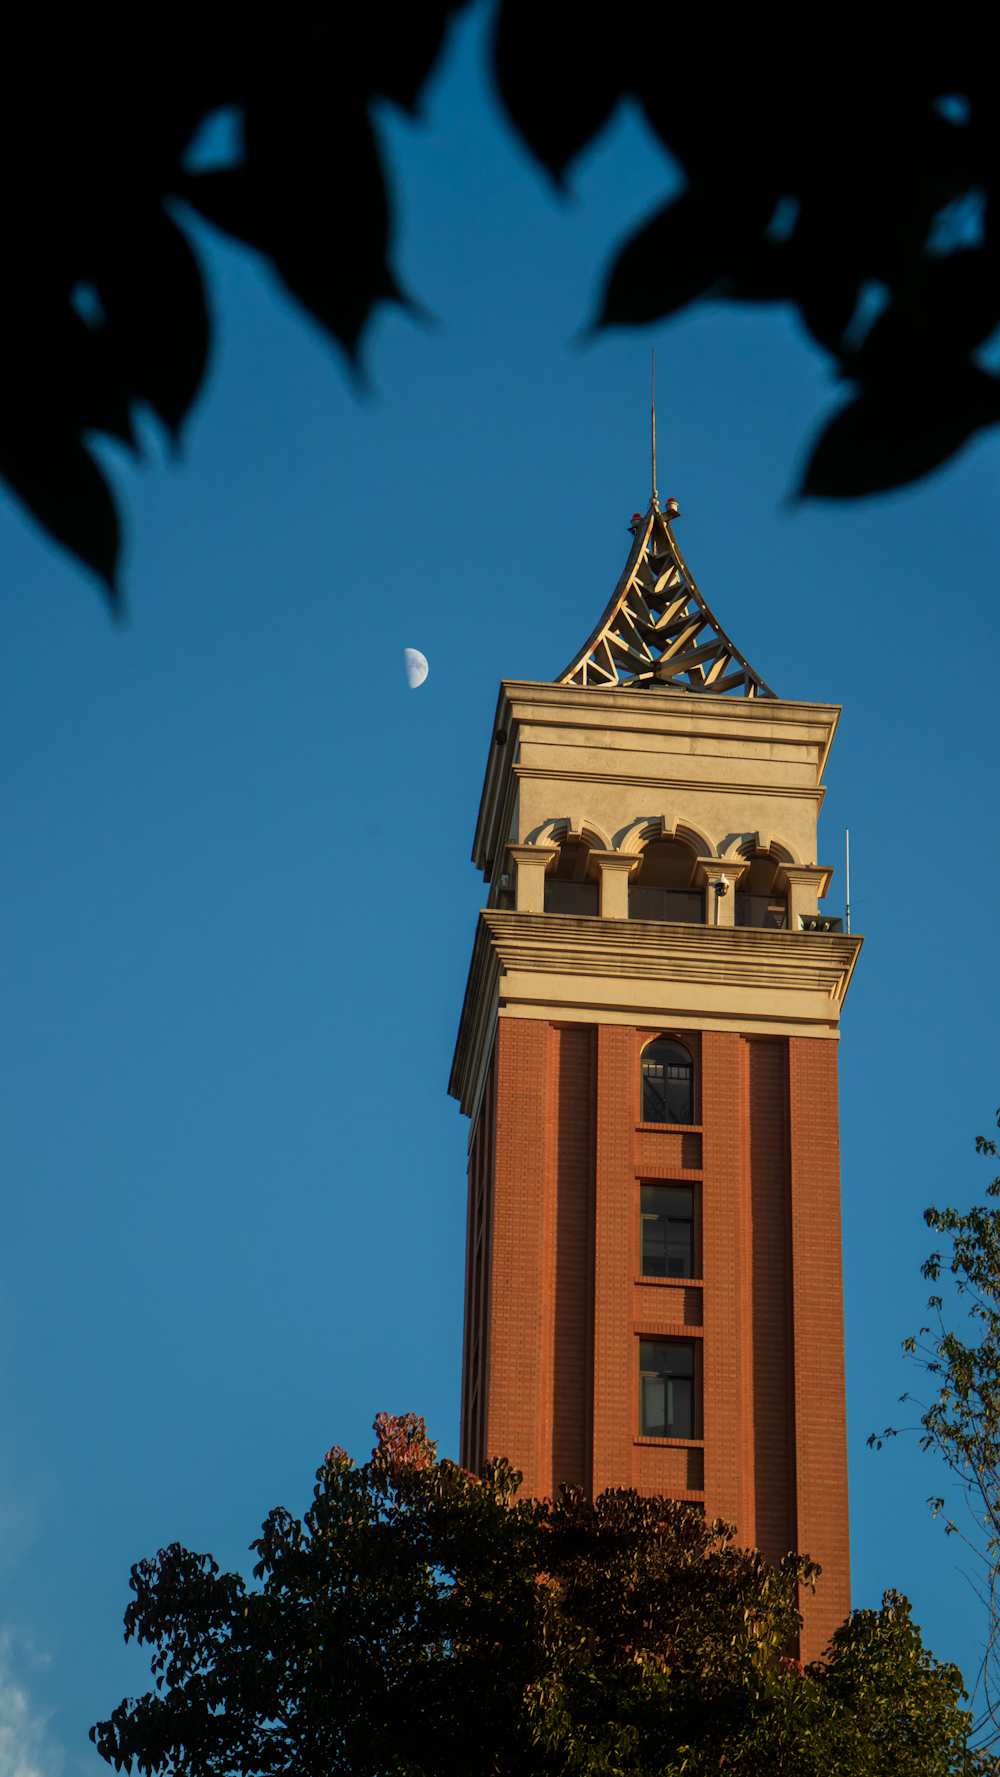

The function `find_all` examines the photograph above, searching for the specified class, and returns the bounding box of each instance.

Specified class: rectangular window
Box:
[639,1340,695,1438]
[641,1185,694,1277]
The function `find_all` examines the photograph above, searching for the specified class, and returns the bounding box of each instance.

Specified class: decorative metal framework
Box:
[555,501,775,697]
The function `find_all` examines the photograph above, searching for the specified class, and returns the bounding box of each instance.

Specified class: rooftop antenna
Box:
[651,349,659,509]
[845,828,851,934]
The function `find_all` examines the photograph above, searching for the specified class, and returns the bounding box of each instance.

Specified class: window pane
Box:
[629,886,704,925]
[669,1378,693,1438]
[630,884,664,921]
[642,1059,666,1122]
[544,879,599,915]
[641,1375,666,1435]
[641,1186,693,1277]
[735,893,788,930]
[639,1340,695,1438]
[641,1041,694,1124]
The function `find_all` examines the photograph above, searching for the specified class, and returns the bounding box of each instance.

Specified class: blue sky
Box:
[2,7,1000,1770]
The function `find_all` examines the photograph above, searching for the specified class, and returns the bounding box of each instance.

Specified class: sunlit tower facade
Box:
[449,494,862,1661]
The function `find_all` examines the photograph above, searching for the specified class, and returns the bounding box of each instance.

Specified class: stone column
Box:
[589,851,637,919]
[700,860,747,927]
[507,844,558,913]
[784,866,833,931]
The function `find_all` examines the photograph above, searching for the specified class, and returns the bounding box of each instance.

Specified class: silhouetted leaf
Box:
[600,188,776,328]
[494,1,622,180]
[852,251,1000,372]
[4,1,1000,590]
[96,210,209,437]
[801,369,1000,499]
[346,2,465,112]
[0,422,120,598]
[183,103,398,359]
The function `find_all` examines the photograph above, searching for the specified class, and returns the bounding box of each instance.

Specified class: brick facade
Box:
[460,1018,850,1664]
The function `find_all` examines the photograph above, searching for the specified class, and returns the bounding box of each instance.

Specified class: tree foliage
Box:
[6,6,1000,600]
[92,1412,983,1776]
[872,1106,1000,1741]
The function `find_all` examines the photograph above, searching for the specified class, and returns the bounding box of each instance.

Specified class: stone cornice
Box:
[483,911,862,998]
[513,763,827,803]
[448,915,502,1127]
[449,910,864,1120]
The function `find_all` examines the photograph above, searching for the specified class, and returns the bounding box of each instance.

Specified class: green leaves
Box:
[875,1105,1000,1746]
[91,1412,980,1777]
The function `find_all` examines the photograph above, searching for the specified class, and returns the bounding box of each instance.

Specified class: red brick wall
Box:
[746,1040,795,1568]
[468,1019,596,1498]
[460,1037,497,1474]
[547,1025,595,1497]
[467,1017,850,1665]
[701,1031,745,1529]
[483,1018,550,1497]
[592,1025,635,1495]
[789,1038,850,1662]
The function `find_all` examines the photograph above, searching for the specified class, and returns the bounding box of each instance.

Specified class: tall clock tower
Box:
[449,494,862,1661]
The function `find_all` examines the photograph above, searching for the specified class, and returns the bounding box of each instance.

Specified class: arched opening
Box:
[735,853,788,930]
[628,837,705,925]
[640,1036,694,1124]
[543,839,598,916]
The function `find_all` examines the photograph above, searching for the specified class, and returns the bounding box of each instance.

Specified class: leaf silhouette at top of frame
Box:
[0,420,121,598]
[800,368,1000,500]
[95,211,210,440]
[3,2,1000,598]
[0,2,464,598]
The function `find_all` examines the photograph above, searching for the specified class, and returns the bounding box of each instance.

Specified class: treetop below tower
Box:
[555,499,775,698]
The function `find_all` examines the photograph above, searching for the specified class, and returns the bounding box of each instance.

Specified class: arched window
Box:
[735,854,788,930]
[543,840,598,915]
[640,1038,694,1124]
[629,838,704,925]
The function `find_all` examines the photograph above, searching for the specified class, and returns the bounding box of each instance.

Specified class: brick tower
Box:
[449,495,862,1661]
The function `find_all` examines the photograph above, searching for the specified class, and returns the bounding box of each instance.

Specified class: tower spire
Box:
[555,502,775,697]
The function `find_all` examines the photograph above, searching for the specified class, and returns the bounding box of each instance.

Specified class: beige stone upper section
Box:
[474,680,838,891]
[451,679,861,1132]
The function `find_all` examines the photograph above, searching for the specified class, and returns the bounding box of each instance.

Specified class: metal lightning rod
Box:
[845,829,851,934]
[651,349,658,508]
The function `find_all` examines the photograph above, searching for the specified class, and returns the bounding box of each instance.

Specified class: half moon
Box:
[404,648,429,689]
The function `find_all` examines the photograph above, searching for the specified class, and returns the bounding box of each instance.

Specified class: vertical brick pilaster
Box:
[701,1031,744,1530]
[548,1026,595,1499]
[592,1024,634,1495]
[486,1019,550,1499]
[746,1039,795,1568]
[788,1038,851,1662]
[460,1037,497,1473]
[738,1037,756,1549]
